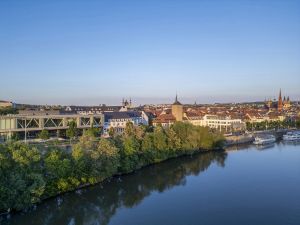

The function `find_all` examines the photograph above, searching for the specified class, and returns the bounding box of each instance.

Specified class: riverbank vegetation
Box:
[246,119,300,131]
[0,122,224,213]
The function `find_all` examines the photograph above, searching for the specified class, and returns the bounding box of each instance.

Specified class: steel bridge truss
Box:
[44,118,64,128]
[80,117,102,127]
[17,118,39,129]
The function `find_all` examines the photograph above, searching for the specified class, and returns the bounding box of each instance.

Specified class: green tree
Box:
[0,119,226,213]
[119,136,140,172]
[166,128,181,152]
[141,133,156,164]
[66,120,78,142]
[39,129,50,140]
[11,132,20,141]
[85,127,100,138]
[151,126,168,162]
[0,107,18,115]
[124,122,135,137]
[44,148,75,194]
[0,142,45,211]
[108,127,115,137]
[92,138,120,179]
[56,129,65,138]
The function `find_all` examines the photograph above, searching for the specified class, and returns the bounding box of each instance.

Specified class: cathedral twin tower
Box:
[266,89,291,111]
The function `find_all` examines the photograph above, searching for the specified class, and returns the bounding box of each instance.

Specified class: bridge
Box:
[0,113,104,140]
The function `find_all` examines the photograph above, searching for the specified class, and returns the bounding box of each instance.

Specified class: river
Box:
[2,142,300,225]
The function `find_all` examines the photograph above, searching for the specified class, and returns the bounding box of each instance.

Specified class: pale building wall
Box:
[172,104,183,121]
[201,115,245,132]
[0,102,13,108]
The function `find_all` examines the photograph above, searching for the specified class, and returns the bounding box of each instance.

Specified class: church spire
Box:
[279,89,282,100]
[173,93,182,105]
[278,89,283,111]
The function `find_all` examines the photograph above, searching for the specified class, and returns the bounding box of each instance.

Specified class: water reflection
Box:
[3,151,227,225]
[254,143,275,150]
[281,140,300,146]
[225,143,252,152]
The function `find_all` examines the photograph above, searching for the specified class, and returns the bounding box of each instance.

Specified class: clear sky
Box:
[0,0,299,105]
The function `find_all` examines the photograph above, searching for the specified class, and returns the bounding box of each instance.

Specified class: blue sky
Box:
[0,0,299,105]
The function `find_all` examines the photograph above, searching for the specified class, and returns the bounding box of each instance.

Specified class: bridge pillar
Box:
[90,116,94,128]
[76,117,81,128]
[39,118,44,129]
[63,118,68,127]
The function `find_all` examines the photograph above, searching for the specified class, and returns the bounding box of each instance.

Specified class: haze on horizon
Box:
[0,0,299,106]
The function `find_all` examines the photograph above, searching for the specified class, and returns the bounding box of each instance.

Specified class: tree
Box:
[11,132,20,141]
[66,120,78,142]
[39,129,50,140]
[141,133,155,152]
[0,119,226,213]
[166,128,181,152]
[108,127,115,137]
[296,119,300,129]
[93,138,120,178]
[56,129,65,138]
[141,133,156,164]
[0,142,45,211]
[44,148,75,194]
[124,122,135,137]
[135,125,146,140]
[152,126,168,152]
[75,131,97,152]
[84,127,100,138]
[0,107,18,115]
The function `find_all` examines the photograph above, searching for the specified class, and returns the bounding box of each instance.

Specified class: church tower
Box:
[266,99,272,110]
[172,94,183,121]
[278,89,283,111]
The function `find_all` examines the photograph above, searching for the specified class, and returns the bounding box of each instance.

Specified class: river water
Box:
[2,142,300,225]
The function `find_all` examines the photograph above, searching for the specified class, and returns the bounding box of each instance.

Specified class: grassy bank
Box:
[0,122,224,214]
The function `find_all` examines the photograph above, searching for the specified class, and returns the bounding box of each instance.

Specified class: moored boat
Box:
[253,135,276,145]
[283,131,300,141]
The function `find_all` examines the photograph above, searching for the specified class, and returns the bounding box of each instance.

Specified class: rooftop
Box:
[172,95,182,105]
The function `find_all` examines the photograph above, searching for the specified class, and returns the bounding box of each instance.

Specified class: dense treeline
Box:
[0,122,224,213]
[246,119,300,131]
[1,151,227,225]
[0,107,18,115]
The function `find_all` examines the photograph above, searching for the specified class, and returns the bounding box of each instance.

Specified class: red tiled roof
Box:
[153,113,176,123]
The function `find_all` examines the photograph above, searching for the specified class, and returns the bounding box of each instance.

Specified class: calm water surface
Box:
[2,142,300,225]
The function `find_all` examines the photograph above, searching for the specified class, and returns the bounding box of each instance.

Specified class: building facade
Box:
[103,111,149,136]
[171,95,183,121]
[201,115,245,132]
[0,100,14,108]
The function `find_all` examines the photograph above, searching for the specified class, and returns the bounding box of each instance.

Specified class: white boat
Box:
[253,135,276,145]
[283,131,300,141]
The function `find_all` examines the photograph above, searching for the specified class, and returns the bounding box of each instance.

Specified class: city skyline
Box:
[1,0,300,104]
[1,89,296,106]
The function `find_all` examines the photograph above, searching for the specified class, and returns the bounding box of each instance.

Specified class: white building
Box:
[103,111,149,136]
[0,100,14,108]
[201,115,245,132]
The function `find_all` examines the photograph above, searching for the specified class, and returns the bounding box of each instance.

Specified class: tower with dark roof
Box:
[172,94,183,121]
[283,96,291,110]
